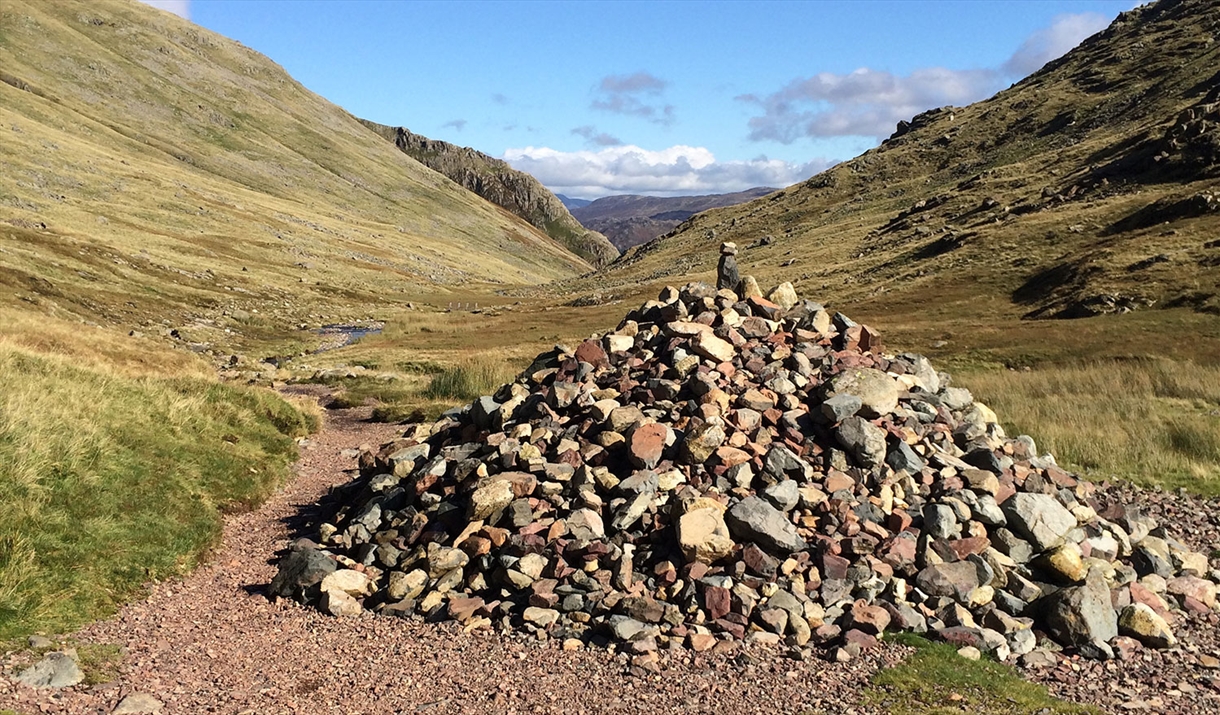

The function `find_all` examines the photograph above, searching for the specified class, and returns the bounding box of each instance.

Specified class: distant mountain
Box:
[556,194,592,210]
[594,0,1220,321]
[358,121,619,268]
[570,188,778,251]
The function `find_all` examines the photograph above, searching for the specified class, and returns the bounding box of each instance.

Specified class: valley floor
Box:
[2,390,1217,715]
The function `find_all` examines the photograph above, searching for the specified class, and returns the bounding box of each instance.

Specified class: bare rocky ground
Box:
[2,387,1217,715]
[0,390,902,715]
[1023,483,1220,713]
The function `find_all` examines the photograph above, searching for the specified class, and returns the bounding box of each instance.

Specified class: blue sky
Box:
[142,0,1139,198]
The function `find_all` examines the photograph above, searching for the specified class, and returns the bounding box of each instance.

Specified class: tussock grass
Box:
[0,335,315,640]
[960,358,1220,495]
[865,635,1099,715]
[295,349,519,423]
[0,309,210,379]
[425,356,518,401]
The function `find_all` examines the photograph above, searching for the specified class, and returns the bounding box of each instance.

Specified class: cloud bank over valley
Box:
[503,145,833,199]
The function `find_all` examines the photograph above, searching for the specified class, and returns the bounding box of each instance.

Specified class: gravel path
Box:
[0,390,902,715]
[4,388,1217,714]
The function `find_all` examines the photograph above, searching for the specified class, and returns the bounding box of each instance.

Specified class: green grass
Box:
[292,348,522,423]
[76,642,124,685]
[0,339,316,641]
[425,356,518,401]
[864,635,1099,715]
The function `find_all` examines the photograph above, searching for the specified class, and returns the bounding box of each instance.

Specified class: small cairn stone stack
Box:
[272,279,1217,664]
[717,242,740,291]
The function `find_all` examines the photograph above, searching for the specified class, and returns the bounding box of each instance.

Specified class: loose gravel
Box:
[0,390,902,715]
[4,388,1217,714]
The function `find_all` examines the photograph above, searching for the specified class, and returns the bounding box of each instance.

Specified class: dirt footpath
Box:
[0,393,900,715]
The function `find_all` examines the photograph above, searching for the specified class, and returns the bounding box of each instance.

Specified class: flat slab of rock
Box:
[15,651,84,689]
[725,496,806,554]
[829,367,900,417]
[628,423,668,469]
[1043,569,1118,659]
[835,415,886,468]
[1002,493,1077,551]
[692,331,735,363]
[112,693,164,714]
[677,506,735,563]
[268,548,336,599]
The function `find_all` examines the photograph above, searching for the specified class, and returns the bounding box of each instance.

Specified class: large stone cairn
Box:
[272,277,1217,663]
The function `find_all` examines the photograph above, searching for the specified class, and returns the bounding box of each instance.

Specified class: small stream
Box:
[313,323,384,352]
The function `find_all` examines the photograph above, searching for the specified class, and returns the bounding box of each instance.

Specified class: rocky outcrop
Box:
[358,120,618,267]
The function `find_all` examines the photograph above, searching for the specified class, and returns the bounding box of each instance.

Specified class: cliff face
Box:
[359,120,619,268]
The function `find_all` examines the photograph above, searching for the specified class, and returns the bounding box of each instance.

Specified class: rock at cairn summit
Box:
[717,242,740,291]
[274,275,1216,663]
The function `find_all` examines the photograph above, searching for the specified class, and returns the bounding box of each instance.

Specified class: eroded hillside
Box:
[359,120,619,268]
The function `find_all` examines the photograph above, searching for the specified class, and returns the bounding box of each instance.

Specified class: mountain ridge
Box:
[357,120,619,268]
[571,188,778,251]
[556,194,592,210]
[587,0,1220,322]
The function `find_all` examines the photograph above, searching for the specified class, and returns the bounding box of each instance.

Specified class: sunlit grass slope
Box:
[0,311,317,640]
[0,0,591,353]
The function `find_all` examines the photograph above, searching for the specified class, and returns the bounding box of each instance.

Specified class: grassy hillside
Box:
[0,0,592,357]
[360,119,620,268]
[0,313,317,640]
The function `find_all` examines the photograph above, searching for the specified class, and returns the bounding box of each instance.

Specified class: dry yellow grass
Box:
[959,358,1220,494]
[0,307,211,378]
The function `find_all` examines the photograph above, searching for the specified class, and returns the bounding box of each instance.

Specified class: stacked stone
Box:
[272,277,1217,663]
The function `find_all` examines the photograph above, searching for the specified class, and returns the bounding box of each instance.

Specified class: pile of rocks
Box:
[272,263,1217,663]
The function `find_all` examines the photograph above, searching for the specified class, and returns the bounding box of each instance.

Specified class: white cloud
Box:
[741,12,1113,143]
[1002,12,1110,76]
[138,0,190,19]
[592,71,676,126]
[442,119,468,132]
[503,145,832,198]
[740,67,997,142]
